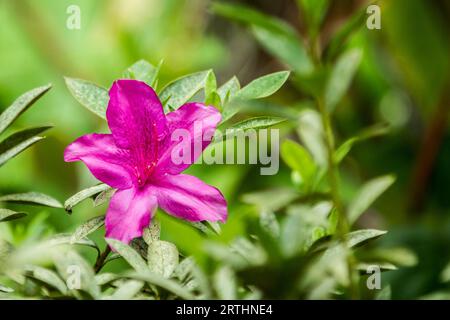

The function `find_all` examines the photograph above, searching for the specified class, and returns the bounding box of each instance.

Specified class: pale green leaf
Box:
[281,139,316,183]
[0,132,45,167]
[93,188,115,207]
[147,240,179,278]
[213,266,236,300]
[106,280,144,300]
[346,229,387,248]
[70,215,105,244]
[224,116,285,138]
[0,192,62,208]
[64,77,109,119]
[25,265,68,294]
[242,188,299,211]
[106,238,148,273]
[217,76,240,104]
[0,208,27,222]
[348,175,395,224]
[0,84,51,135]
[143,219,161,245]
[64,184,109,212]
[123,59,161,88]
[236,71,290,100]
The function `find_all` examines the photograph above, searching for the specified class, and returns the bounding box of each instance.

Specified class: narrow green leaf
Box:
[346,229,387,248]
[348,175,395,224]
[93,188,115,207]
[64,184,109,212]
[0,284,14,293]
[224,116,286,137]
[106,280,144,300]
[242,188,299,211]
[70,215,105,244]
[281,140,317,183]
[123,59,161,88]
[259,210,280,238]
[0,129,47,167]
[325,49,362,112]
[236,71,290,100]
[25,265,68,294]
[143,219,161,245]
[159,70,212,111]
[0,192,62,208]
[297,109,327,167]
[0,208,27,222]
[297,0,330,35]
[106,238,148,273]
[217,76,240,104]
[64,77,109,119]
[47,233,99,253]
[213,266,236,300]
[0,84,51,135]
[147,240,179,278]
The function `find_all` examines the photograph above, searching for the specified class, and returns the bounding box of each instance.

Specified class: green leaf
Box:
[252,26,313,75]
[0,208,27,222]
[236,71,290,100]
[52,249,100,298]
[297,0,329,35]
[64,184,110,212]
[297,109,327,167]
[0,192,62,208]
[224,116,286,137]
[47,233,99,253]
[126,271,195,300]
[346,229,387,248]
[143,219,161,245]
[123,59,162,88]
[0,84,51,135]
[25,265,68,294]
[106,280,144,300]
[376,285,392,300]
[335,123,390,163]
[0,127,50,167]
[0,284,14,293]
[213,266,236,300]
[325,49,362,112]
[93,188,115,207]
[259,210,280,238]
[217,76,240,104]
[159,70,212,111]
[70,215,105,244]
[147,240,179,278]
[106,238,148,273]
[281,140,316,183]
[64,77,109,119]
[242,188,299,211]
[441,261,450,283]
[347,175,395,224]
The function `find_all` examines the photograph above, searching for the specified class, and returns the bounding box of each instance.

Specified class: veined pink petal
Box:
[156,103,221,175]
[107,80,167,184]
[151,173,227,222]
[105,186,157,244]
[64,133,133,189]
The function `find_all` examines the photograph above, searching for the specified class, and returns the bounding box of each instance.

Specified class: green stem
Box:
[94,246,111,274]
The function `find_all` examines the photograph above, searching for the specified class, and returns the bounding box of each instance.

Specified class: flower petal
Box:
[156,103,221,175]
[105,186,157,244]
[64,133,133,189]
[107,79,167,163]
[152,173,227,222]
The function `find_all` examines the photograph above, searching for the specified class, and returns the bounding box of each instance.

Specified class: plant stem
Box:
[94,246,111,274]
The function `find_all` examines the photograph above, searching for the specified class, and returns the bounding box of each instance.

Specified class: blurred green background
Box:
[1,0,450,299]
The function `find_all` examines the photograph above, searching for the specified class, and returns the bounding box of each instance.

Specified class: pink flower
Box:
[65,79,227,244]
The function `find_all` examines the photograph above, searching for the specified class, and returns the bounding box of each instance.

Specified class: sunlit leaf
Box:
[123,59,161,88]
[217,76,240,104]
[64,77,109,119]
[0,208,27,222]
[347,175,395,224]
[159,70,212,111]
[0,84,51,135]
[346,229,387,248]
[236,71,290,100]
[147,240,179,278]
[0,192,62,208]
[325,49,362,112]
[70,215,105,244]
[64,184,109,212]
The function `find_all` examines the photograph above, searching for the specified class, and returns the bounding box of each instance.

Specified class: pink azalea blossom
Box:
[65,79,227,244]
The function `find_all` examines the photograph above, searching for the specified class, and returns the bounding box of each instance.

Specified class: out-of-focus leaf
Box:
[213,266,236,300]
[212,3,313,74]
[376,285,392,300]
[143,219,161,245]
[0,284,14,293]
[217,76,240,104]
[93,188,115,207]
[281,140,316,184]
[95,273,118,286]
[357,262,397,272]
[347,175,395,224]
[325,49,362,112]
[64,184,109,212]
[0,84,51,135]
[335,123,390,163]
[297,109,327,167]
[106,238,148,273]
[0,208,27,222]
[346,229,387,248]
[259,210,280,238]
[123,59,161,88]
[159,70,212,111]
[70,215,105,244]
[359,247,418,267]
[242,188,299,211]
[147,240,179,278]
[297,0,329,36]
[0,128,48,167]
[0,192,62,208]
[48,233,99,253]
[126,271,195,300]
[25,265,67,294]
[441,261,450,283]
[64,77,109,119]
[105,280,144,300]
[236,71,290,100]
[53,249,100,299]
